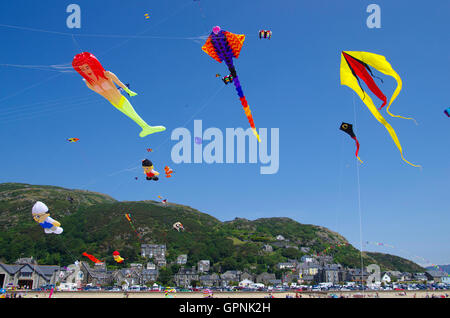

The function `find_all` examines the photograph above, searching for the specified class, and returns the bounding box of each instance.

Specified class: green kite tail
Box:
[112,96,166,137]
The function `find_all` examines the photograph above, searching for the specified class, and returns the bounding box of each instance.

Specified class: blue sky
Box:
[0,0,449,266]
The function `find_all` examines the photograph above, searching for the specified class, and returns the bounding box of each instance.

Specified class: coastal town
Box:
[1,240,449,295]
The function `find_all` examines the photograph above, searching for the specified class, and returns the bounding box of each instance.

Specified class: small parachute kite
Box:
[32,201,63,234]
[259,30,272,39]
[340,51,420,167]
[112,251,124,263]
[82,252,103,264]
[142,159,159,181]
[202,26,260,142]
[147,148,153,152]
[158,195,168,206]
[173,222,184,232]
[222,74,234,85]
[444,108,450,117]
[72,52,165,138]
[67,138,79,143]
[164,166,174,178]
[340,122,362,163]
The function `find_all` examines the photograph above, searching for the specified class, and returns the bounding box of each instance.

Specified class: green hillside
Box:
[0,183,424,274]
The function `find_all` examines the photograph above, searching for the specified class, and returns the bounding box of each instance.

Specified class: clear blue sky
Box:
[0,0,448,266]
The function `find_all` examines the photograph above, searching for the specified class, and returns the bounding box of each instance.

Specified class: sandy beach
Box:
[8,290,449,299]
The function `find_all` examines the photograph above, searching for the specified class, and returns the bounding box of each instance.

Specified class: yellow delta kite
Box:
[340,51,420,168]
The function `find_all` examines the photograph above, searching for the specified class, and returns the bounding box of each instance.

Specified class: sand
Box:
[9,290,449,299]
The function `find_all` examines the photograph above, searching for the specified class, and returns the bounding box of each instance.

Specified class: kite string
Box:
[81,83,226,188]
[353,94,365,294]
[335,136,345,233]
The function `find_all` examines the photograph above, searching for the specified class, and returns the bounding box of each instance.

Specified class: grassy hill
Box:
[0,183,425,274]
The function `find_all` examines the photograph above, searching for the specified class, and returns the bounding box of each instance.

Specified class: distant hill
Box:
[0,183,425,274]
[426,265,450,274]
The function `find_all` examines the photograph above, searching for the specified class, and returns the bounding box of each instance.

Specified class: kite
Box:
[82,252,103,264]
[147,148,153,152]
[317,243,349,256]
[215,73,221,78]
[339,122,363,163]
[67,138,79,143]
[340,51,420,167]
[202,26,261,142]
[365,241,395,248]
[125,213,141,239]
[142,159,159,181]
[194,137,202,144]
[445,108,450,117]
[164,287,176,298]
[203,289,213,298]
[113,251,124,263]
[173,222,184,232]
[32,201,63,234]
[222,74,234,85]
[72,52,165,138]
[164,166,174,178]
[158,196,168,205]
[144,13,150,20]
[259,30,272,39]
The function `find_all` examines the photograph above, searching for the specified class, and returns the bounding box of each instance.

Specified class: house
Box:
[413,272,427,282]
[276,235,285,241]
[221,270,242,286]
[256,272,276,285]
[239,279,254,288]
[381,272,391,284]
[400,272,412,282]
[174,267,198,288]
[177,255,188,265]
[386,271,402,280]
[142,269,158,284]
[240,272,255,282]
[146,262,156,270]
[299,274,316,284]
[300,247,311,253]
[319,264,343,284]
[112,267,142,288]
[276,262,297,270]
[0,257,61,289]
[348,268,370,283]
[298,262,320,277]
[154,255,166,268]
[199,273,221,287]
[80,261,113,286]
[300,255,315,263]
[262,245,273,253]
[141,244,166,259]
[197,260,210,273]
[282,271,299,284]
[425,270,449,283]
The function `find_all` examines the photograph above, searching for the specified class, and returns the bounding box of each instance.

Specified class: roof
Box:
[0,262,59,279]
[426,270,449,278]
